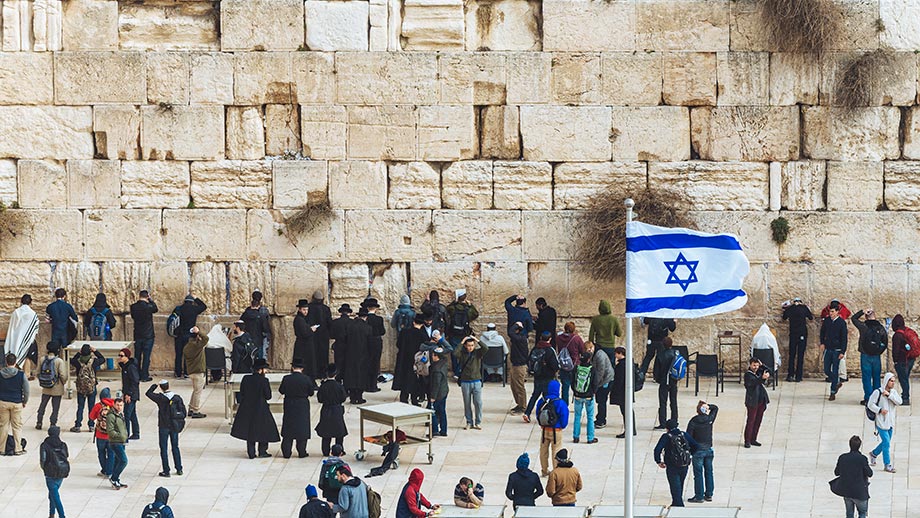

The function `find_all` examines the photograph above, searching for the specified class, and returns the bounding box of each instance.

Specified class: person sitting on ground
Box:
[142,487,175,518]
[505,452,543,508]
[300,484,334,518]
[545,449,582,507]
[453,476,484,508]
[395,468,439,518]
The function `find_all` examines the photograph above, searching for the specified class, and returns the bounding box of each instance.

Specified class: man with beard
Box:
[393,315,429,405]
[342,308,372,404]
[307,290,333,379]
[362,298,385,392]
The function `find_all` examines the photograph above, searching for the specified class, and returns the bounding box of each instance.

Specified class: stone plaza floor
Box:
[1,373,917,518]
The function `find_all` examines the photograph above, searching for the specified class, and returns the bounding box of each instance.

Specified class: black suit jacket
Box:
[834,451,872,500]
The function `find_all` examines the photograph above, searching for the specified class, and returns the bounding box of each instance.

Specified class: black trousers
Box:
[594,384,611,425]
[619,404,636,434]
[246,441,268,459]
[788,332,807,380]
[640,342,663,375]
[281,437,308,458]
[666,465,688,507]
[37,394,61,426]
[367,342,382,388]
[348,389,363,403]
[658,382,678,427]
[321,436,344,456]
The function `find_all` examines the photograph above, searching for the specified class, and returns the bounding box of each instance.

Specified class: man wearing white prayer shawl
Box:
[5,294,39,374]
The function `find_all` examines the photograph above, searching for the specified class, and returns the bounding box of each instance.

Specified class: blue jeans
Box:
[559,370,572,403]
[109,443,128,482]
[692,448,715,499]
[860,354,881,401]
[46,477,64,518]
[572,397,595,441]
[895,359,914,402]
[158,428,182,472]
[75,390,96,428]
[844,497,868,518]
[824,350,840,394]
[96,438,113,475]
[430,398,447,435]
[872,427,893,466]
[666,465,688,507]
[135,338,154,380]
[461,380,483,426]
[125,400,139,437]
[525,379,550,416]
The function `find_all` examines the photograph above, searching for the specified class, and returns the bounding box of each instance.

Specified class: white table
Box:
[356,402,433,464]
[593,505,665,518]
[225,372,287,422]
[436,505,505,517]
[666,508,739,518]
[513,506,587,517]
[63,341,133,399]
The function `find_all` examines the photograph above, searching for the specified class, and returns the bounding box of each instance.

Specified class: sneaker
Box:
[587,438,598,444]
[191,412,207,419]
[595,422,607,429]
[35,423,42,430]
[859,400,867,406]
[158,471,171,478]
[785,376,794,382]
[751,441,762,447]
[110,479,121,490]
[12,450,26,456]
[653,424,667,430]
[258,452,272,458]
[128,435,140,441]
[828,394,836,401]
[885,465,896,473]
[869,452,877,466]
[88,425,95,432]
[472,424,481,430]
[688,497,705,503]
[509,407,523,416]
[573,437,580,443]
[70,426,81,433]
[522,415,531,424]
[464,424,471,430]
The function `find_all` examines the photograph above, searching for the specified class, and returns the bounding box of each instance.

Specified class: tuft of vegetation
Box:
[770,217,790,244]
[283,199,333,238]
[834,50,894,109]
[759,0,840,54]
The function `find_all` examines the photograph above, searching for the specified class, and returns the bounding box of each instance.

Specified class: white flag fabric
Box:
[625,221,749,318]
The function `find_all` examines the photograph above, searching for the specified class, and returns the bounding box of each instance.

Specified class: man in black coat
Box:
[743,357,770,448]
[505,452,543,508]
[117,348,141,440]
[174,295,207,378]
[820,302,848,401]
[129,290,158,382]
[293,300,319,377]
[392,315,429,405]
[653,337,678,430]
[342,309,372,404]
[231,320,257,374]
[144,381,184,477]
[833,435,872,518]
[315,369,348,456]
[231,358,280,459]
[330,304,352,378]
[240,290,272,361]
[782,297,813,382]
[362,298,386,392]
[640,317,676,375]
[279,358,317,459]
[307,291,333,379]
[533,298,557,347]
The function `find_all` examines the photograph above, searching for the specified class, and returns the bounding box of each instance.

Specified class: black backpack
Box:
[537,397,560,427]
[865,324,887,355]
[665,431,692,468]
[141,502,166,518]
[395,310,414,334]
[38,357,58,389]
[87,308,110,340]
[449,305,470,335]
[527,348,546,376]
[168,394,187,432]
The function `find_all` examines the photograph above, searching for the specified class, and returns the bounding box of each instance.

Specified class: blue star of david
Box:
[663,252,699,292]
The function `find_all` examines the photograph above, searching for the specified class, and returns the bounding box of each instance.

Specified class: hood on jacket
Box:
[536,339,552,349]
[892,314,905,331]
[344,477,362,487]
[598,300,611,315]
[882,372,896,391]
[408,468,425,489]
[557,332,575,348]
[100,387,111,400]
[547,379,561,398]
[45,425,63,447]
[516,452,530,470]
[92,293,109,308]
[155,487,170,504]
[0,366,21,379]
[400,295,411,305]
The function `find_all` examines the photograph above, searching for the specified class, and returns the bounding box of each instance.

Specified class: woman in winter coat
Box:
[555,322,586,403]
[395,468,440,518]
[890,314,914,405]
[315,367,348,456]
[867,372,902,473]
[40,425,70,518]
[231,358,280,459]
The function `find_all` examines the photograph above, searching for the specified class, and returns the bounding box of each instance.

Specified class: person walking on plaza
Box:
[535,379,568,477]
[611,346,636,437]
[241,290,272,361]
[545,449,582,506]
[46,288,77,349]
[362,298,385,392]
[534,297,557,346]
[654,418,698,508]
[183,326,209,419]
[117,348,141,439]
[852,309,887,405]
[280,358,317,459]
[833,436,872,518]
[505,452,543,508]
[653,337,679,430]
[571,351,598,444]
[508,322,530,415]
[782,297,813,382]
[589,300,622,365]
[294,300,319,379]
[142,487,175,518]
[316,367,348,456]
[867,372,902,473]
[129,290,159,382]
[820,301,848,401]
[145,380,185,477]
[556,322,585,403]
[891,314,917,405]
[88,387,114,477]
[106,397,129,489]
[454,336,486,429]
[231,358,280,459]
[640,317,676,375]
[69,344,104,433]
[307,290,333,380]
[0,353,28,455]
[395,468,440,518]
[173,295,207,377]
[524,332,559,423]
[743,357,769,448]
[36,342,68,430]
[300,484,334,518]
[686,401,718,503]
[40,425,69,518]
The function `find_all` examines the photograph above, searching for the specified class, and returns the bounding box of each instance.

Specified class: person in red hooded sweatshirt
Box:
[395,468,440,518]
[88,387,115,477]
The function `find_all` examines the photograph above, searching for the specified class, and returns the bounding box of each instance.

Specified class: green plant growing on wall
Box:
[759,0,840,53]
[771,217,790,244]
[835,49,895,109]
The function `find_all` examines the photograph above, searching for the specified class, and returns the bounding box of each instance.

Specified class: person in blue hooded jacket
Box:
[505,452,543,508]
[535,379,568,477]
[141,487,174,518]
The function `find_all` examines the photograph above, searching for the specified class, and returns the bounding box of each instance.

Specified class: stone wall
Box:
[2,0,920,376]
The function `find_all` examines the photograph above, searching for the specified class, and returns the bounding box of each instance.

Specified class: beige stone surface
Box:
[881,0,920,49]
[101,262,152,314]
[336,52,439,105]
[0,106,93,159]
[478,261,528,314]
[62,0,118,50]
[689,210,779,263]
[188,262,227,313]
[272,160,328,209]
[506,52,551,104]
[493,161,552,210]
[899,106,920,159]
[611,106,690,161]
[409,261,481,309]
[553,161,647,209]
[148,261,190,309]
[870,263,909,317]
[600,52,662,106]
[301,105,347,160]
[220,0,304,51]
[521,210,580,261]
[346,106,417,160]
[54,52,145,104]
[662,52,716,106]
[233,52,297,105]
[328,263,370,309]
[650,161,770,210]
[189,52,234,104]
[141,105,225,160]
[246,209,346,261]
[441,161,493,209]
[118,1,219,51]
[480,105,520,159]
[780,212,920,263]
[190,161,272,209]
[418,105,477,160]
[265,105,301,156]
[0,262,47,310]
[825,161,884,211]
[439,53,507,105]
[884,161,920,211]
[464,0,541,51]
[543,0,636,51]
[50,261,100,312]
[17,160,66,209]
[401,0,465,50]
[93,106,140,160]
[520,106,611,161]
[777,161,826,211]
[305,0,369,51]
[292,53,337,105]
[636,0,729,51]
[552,53,602,105]
[432,210,521,261]
[0,53,53,105]
[162,209,248,261]
[121,161,190,209]
[803,107,900,161]
[345,210,433,261]
[228,262,273,314]
[0,160,15,205]
[769,53,820,106]
[819,52,916,106]
[328,161,387,209]
[66,160,120,209]
[716,51,769,105]
[388,162,441,209]
[273,261,329,313]
[226,106,266,160]
[146,52,190,105]
[84,209,162,261]
[691,106,799,161]
[369,262,409,325]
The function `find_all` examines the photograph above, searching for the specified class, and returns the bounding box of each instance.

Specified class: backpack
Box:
[395,310,413,334]
[537,397,559,427]
[634,363,645,392]
[141,502,165,518]
[665,431,692,468]
[319,460,345,492]
[38,357,58,389]
[169,394,187,432]
[75,360,97,395]
[865,389,881,421]
[4,435,26,455]
[166,307,181,338]
[88,308,110,340]
[558,347,575,372]
[574,364,592,394]
[669,352,687,380]
[864,323,887,355]
[366,484,382,518]
[95,404,109,435]
[896,327,920,360]
[449,305,470,335]
[413,350,430,377]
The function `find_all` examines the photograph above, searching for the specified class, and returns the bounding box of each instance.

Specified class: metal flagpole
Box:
[624,198,635,518]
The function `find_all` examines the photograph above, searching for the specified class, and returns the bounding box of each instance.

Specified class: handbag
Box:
[828,476,844,497]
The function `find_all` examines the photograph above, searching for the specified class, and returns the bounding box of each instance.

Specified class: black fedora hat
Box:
[338,303,353,314]
[297,299,310,308]
[363,298,380,309]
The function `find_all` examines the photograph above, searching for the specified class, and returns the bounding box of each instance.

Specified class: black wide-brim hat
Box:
[338,303,353,314]
[297,299,310,308]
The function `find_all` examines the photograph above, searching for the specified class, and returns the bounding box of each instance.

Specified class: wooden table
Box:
[592,505,665,518]
[436,505,505,517]
[356,402,433,464]
[225,372,287,423]
[63,341,133,399]
[666,508,740,518]
[512,506,587,517]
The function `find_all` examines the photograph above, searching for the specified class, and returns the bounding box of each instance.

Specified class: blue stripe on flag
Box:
[626,289,747,314]
[626,233,742,253]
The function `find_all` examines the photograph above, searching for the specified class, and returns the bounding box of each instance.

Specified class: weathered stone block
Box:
[0,262,50,312]
[247,209,345,261]
[234,52,296,105]
[328,161,387,209]
[66,160,120,209]
[17,160,66,209]
[779,212,920,263]
[329,263,370,309]
[190,161,272,209]
[611,106,690,161]
[418,105,477,161]
[432,210,521,261]
[121,161,190,209]
[441,161,493,209]
[600,52,662,106]
[408,262,481,310]
[146,52,190,105]
[493,161,552,210]
[141,105,225,160]
[884,161,920,211]
[870,263,909,317]
[662,52,716,106]
[101,262,151,314]
[553,162,647,209]
[274,261,329,313]
[0,53,53,104]
[480,105,520,160]
[305,1,369,51]
[769,53,820,105]
[301,106,347,160]
[50,262,100,312]
[118,1,219,51]
[265,105,301,156]
[228,262,272,314]
[401,0,465,50]
[149,262,190,312]
[189,52,234,104]
[479,262,528,315]
[522,211,579,261]
[819,52,916,106]
[649,161,769,210]
[810,264,872,316]
[834,0,882,51]
[464,0,541,51]
[345,210,433,261]
[552,53,602,104]
[543,0,635,51]
[691,106,799,161]
[273,160,328,209]
[226,107,266,160]
[369,263,409,320]
[189,262,227,314]
[163,209,247,261]
[881,0,920,50]
[568,269,625,318]
[716,52,769,105]
[55,52,145,104]
[93,106,140,160]
[689,211,779,263]
[0,160,15,205]
[220,0,304,51]
[825,161,883,211]
[0,107,94,159]
[506,52,551,104]
[637,0,729,51]
[336,52,439,105]
[388,162,441,209]
[62,0,118,50]
[84,210,162,261]
[777,161,826,211]
[804,107,900,161]
[293,53,336,105]
[368,0,389,51]
[527,262,571,317]
[521,106,611,161]
[347,106,417,160]
[726,0,768,51]
[439,53,507,104]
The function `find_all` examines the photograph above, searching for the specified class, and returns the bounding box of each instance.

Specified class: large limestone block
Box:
[274,261,329,312]
[479,262,527,315]
[273,160,328,209]
[716,52,769,105]
[233,52,296,105]
[226,107,266,160]
[480,106,520,159]
[17,160,66,209]
[543,0,636,51]
[388,162,441,209]
[0,263,50,312]
[0,107,93,159]
[162,209,248,261]
[522,211,579,261]
[649,162,769,210]
[121,161,190,209]
[84,210,162,261]
[301,106,347,160]
[765,262,811,308]
[408,262,481,309]
[506,52,551,104]
[803,107,900,161]
[265,105,301,156]
[492,161,552,210]
[552,53,602,105]
[140,105,225,160]
[345,210,433,261]
[220,0,304,51]
[293,53,336,105]
[0,53,53,104]
[819,52,916,106]
[637,0,729,51]
[328,161,387,209]
[190,161,272,209]
[600,52,662,106]
[432,210,521,261]
[884,161,920,211]
[520,106,611,162]
[336,52,439,105]
[611,106,690,161]
[305,1,369,51]
[368,0,388,51]
[118,1,219,51]
[569,269,625,317]
[189,262,227,314]
[149,262,190,311]
[93,106,139,160]
[101,262,152,313]
[0,210,82,260]
[247,209,345,261]
[810,264,872,316]
[464,0,541,51]
[441,161,493,209]
[66,160,119,209]
[55,52,145,104]
[689,211,779,263]
[418,106,477,161]
[146,53,190,105]
[870,263,909,317]
[777,161,826,211]
[769,53,820,105]
[50,262,100,312]
[825,161,883,211]
[329,263,370,309]
[228,262,273,314]
[439,53,507,104]
[401,0,464,50]
[662,52,716,106]
[62,0,117,50]
[527,262,571,317]
[881,0,920,50]
[189,53,234,104]
[369,264,408,360]
[691,106,799,161]
[553,162,647,209]
[346,106,417,160]
[0,160,15,205]
[779,212,920,263]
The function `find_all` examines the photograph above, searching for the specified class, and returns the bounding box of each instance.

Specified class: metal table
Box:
[225,372,286,422]
[356,402,433,464]
[63,341,133,398]
[666,508,739,518]
[513,506,587,517]
[593,505,665,518]
[436,505,505,517]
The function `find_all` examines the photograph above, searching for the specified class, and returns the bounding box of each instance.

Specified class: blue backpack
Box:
[88,308,110,340]
[669,352,687,380]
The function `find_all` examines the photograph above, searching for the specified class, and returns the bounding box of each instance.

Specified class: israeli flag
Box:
[625,221,749,318]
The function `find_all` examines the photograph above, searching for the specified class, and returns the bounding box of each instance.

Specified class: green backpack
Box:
[574,364,592,394]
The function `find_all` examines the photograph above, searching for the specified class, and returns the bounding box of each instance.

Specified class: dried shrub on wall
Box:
[283,199,332,238]
[759,0,840,53]
[576,188,693,281]
[834,50,895,109]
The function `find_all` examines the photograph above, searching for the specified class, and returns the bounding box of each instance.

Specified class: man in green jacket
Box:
[454,337,486,430]
[589,300,622,366]
[106,398,129,489]
[182,327,209,418]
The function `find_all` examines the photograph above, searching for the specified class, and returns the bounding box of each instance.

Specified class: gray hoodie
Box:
[0,366,29,405]
[867,372,902,431]
[334,476,369,518]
